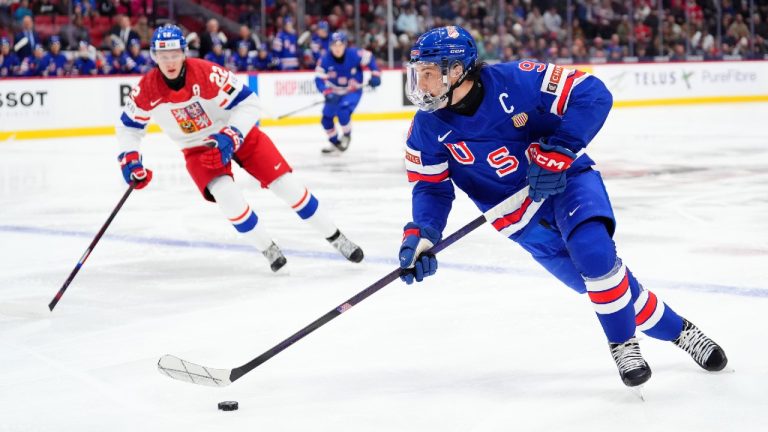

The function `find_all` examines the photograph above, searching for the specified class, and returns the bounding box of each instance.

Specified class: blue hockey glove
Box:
[398,222,441,285]
[201,126,244,169]
[118,151,153,189]
[368,75,381,88]
[526,140,576,202]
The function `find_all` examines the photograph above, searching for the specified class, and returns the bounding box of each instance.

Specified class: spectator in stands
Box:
[396,3,419,37]
[606,33,623,58]
[635,44,652,62]
[40,35,67,76]
[14,15,40,59]
[134,15,151,47]
[203,37,226,67]
[572,37,589,63]
[526,7,547,37]
[1,37,21,77]
[229,24,258,53]
[670,42,687,61]
[72,40,98,75]
[199,18,225,59]
[13,0,33,23]
[590,35,607,59]
[543,6,564,41]
[109,14,140,48]
[59,14,90,50]
[477,38,499,62]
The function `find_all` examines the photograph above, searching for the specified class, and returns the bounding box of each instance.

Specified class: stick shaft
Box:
[229,214,487,382]
[48,184,135,311]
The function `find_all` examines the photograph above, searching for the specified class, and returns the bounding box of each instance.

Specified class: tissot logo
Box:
[0,91,48,108]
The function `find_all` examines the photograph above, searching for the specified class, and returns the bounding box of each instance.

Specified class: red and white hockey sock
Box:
[584,259,636,343]
[269,173,338,238]
[208,176,273,251]
[632,279,684,341]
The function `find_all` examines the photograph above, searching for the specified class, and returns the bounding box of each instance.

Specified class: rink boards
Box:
[1,60,767,140]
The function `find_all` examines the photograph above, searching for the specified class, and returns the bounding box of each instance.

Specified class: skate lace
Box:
[611,339,647,372]
[675,325,716,366]
[262,243,284,263]
[330,233,358,259]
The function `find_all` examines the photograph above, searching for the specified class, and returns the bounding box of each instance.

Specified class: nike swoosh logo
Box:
[568,205,581,217]
[149,98,162,107]
[274,163,282,170]
[437,130,453,142]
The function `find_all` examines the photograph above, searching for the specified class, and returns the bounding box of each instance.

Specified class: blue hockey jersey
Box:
[314,48,379,93]
[271,30,299,70]
[404,60,612,236]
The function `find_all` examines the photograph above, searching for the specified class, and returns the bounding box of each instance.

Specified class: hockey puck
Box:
[218,401,238,411]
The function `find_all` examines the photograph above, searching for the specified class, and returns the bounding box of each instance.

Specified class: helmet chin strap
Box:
[441,62,470,108]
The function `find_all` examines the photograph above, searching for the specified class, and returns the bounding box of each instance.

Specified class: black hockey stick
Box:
[48,184,136,311]
[275,99,325,120]
[275,84,372,120]
[157,213,488,387]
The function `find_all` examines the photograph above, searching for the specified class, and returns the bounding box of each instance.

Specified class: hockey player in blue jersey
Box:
[127,38,151,74]
[308,20,330,64]
[314,31,381,154]
[203,38,227,67]
[230,41,254,72]
[272,17,299,70]
[1,37,21,77]
[40,36,68,77]
[397,26,727,388]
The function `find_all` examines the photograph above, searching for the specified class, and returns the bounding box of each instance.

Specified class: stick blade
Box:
[157,354,232,387]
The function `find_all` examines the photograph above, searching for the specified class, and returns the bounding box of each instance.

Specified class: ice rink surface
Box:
[1,103,767,431]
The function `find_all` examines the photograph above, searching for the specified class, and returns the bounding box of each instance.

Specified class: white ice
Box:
[1,104,767,431]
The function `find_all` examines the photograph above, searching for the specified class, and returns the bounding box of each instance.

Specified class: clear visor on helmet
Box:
[151,49,184,63]
[405,61,451,113]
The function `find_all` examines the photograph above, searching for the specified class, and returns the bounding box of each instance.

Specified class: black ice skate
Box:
[609,337,652,387]
[672,318,728,372]
[321,135,350,154]
[327,230,364,263]
[262,242,287,272]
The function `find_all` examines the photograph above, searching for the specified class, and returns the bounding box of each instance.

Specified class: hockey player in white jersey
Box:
[116,24,364,271]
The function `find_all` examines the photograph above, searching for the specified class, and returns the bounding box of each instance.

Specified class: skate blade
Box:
[631,384,646,401]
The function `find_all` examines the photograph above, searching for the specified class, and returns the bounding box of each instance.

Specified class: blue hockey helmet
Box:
[317,20,329,32]
[406,26,478,112]
[150,24,187,61]
[0,37,9,47]
[330,31,348,45]
[409,26,477,76]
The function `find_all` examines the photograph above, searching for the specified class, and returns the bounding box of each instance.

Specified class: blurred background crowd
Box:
[1,0,767,77]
